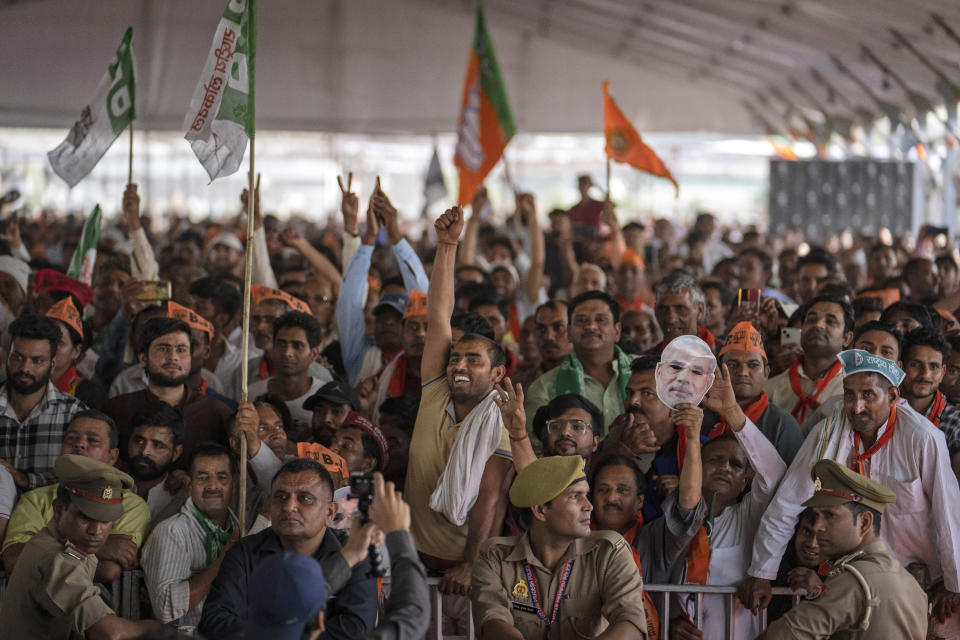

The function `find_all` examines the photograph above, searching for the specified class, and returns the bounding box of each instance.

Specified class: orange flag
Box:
[603,81,678,195]
[454,3,516,205]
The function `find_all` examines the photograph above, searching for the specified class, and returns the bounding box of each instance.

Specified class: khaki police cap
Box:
[55,454,135,522]
[802,459,897,513]
[509,455,586,508]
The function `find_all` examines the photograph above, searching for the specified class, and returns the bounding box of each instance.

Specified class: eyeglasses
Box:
[545,419,592,435]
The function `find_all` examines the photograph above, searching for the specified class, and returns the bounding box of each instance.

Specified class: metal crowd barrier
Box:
[1,570,804,639]
[414,577,804,640]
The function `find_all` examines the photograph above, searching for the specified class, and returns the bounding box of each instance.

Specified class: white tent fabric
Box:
[1,0,959,135]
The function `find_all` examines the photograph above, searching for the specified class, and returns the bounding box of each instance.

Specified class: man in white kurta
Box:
[743,350,960,637]
[674,341,787,639]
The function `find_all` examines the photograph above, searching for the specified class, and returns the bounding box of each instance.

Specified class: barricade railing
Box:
[411,577,804,640]
[1,570,804,638]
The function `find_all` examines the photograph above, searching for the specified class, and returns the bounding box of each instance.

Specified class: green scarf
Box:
[555,345,633,403]
[193,501,233,564]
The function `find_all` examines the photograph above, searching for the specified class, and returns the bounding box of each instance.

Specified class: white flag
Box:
[48,28,136,187]
[184,0,256,181]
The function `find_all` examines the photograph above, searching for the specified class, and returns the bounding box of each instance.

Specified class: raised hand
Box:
[702,363,743,428]
[516,192,536,225]
[240,172,262,228]
[122,184,140,232]
[361,190,380,246]
[372,179,402,244]
[435,206,464,245]
[470,185,488,217]
[337,172,359,234]
[494,378,526,439]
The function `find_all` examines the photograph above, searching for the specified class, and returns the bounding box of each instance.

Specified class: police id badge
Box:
[511,581,538,614]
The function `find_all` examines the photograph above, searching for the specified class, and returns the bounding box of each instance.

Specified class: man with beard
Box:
[764,295,853,425]
[531,394,601,463]
[469,292,520,377]
[105,317,233,461]
[668,361,787,640]
[900,327,960,450]
[405,207,515,633]
[141,443,239,626]
[903,257,942,305]
[0,315,85,491]
[304,380,358,446]
[651,271,714,353]
[525,290,634,438]
[701,321,803,464]
[127,402,187,523]
[247,311,333,436]
[740,351,960,639]
[370,290,428,424]
[513,300,572,390]
[1,410,151,582]
[199,458,378,638]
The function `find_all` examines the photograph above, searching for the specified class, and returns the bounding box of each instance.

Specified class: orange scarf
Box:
[258,358,274,380]
[851,405,897,475]
[706,393,769,440]
[55,365,81,396]
[618,514,660,640]
[789,357,842,422]
[928,391,947,428]
[386,353,409,398]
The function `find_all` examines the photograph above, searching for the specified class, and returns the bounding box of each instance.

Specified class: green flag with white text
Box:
[184,0,256,181]
[67,205,102,285]
[48,28,136,187]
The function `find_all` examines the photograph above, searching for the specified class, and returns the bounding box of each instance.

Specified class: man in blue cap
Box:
[742,349,960,638]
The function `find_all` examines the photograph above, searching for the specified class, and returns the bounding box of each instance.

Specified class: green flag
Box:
[67,205,102,285]
[48,28,136,187]
[184,0,256,181]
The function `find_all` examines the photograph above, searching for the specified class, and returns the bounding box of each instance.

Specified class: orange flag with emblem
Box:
[603,81,678,195]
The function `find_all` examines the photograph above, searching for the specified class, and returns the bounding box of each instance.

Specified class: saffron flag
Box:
[184,0,257,181]
[454,3,515,206]
[48,28,136,187]
[67,205,102,285]
[603,81,678,194]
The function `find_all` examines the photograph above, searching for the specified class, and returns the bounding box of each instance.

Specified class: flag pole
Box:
[238,138,254,535]
[127,120,134,185]
[501,152,517,195]
[605,154,611,200]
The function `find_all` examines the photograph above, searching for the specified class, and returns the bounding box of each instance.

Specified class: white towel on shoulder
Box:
[429,390,504,526]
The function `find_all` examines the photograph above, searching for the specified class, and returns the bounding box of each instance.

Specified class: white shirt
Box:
[680,419,787,640]
[247,375,329,438]
[749,401,960,593]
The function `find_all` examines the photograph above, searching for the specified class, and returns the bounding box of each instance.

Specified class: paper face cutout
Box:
[655,335,717,409]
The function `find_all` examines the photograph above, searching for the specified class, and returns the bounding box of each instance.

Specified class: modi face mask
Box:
[656,335,717,409]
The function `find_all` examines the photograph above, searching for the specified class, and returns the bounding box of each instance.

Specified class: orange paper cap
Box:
[620,247,644,268]
[167,301,215,342]
[46,297,83,341]
[403,290,428,319]
[297,442,349,479]
[719,321,767,363]
[251,285,312,316]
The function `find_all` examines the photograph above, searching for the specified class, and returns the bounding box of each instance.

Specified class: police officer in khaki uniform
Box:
[0,454,162,640]
[760,459,929,639]
[471,455,648,639]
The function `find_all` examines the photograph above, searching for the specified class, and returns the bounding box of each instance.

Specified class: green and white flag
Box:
[67,205,102,285]
[184,0,256,181]
[48,28,136,187]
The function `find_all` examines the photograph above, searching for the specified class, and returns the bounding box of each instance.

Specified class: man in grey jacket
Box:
[245,472,429,640]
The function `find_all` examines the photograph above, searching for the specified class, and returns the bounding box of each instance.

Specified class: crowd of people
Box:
[0,171,958,639]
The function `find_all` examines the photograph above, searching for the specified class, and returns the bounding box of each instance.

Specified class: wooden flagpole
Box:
[238,142,256,535]
[128,121,134,185]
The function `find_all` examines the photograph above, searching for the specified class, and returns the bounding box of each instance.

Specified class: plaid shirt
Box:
[938,402,960,454]
[0,381,86,489]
